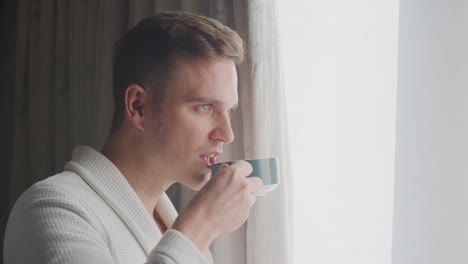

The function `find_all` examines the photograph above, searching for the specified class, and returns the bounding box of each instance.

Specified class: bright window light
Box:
[277,1,400,263]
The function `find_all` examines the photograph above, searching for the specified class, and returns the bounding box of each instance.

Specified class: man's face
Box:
[144,57,238,190]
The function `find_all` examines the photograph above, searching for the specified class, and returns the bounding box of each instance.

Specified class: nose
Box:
[210,113,235,144]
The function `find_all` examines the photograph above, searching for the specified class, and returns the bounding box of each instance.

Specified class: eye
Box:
[197,104,213,113]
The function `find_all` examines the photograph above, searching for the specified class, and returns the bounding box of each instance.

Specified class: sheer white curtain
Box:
[10,1,292,263]
[280,1,468,264]
[278,1,399,263]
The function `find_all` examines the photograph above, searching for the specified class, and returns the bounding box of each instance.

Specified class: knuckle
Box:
[238,160,252,169]
[229,166,239,175]
[243,162,253,173]
[226,171,236,184]
[247,195,257,207]
[247,163,253,172]
[249,196,256,206]
[237,160,248,165]
[255,177,264,186]
[240,181,250,191]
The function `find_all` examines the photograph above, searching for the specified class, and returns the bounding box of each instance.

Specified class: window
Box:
[278,1,400,263]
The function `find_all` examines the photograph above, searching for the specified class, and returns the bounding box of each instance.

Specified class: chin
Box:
[187,172,211,191]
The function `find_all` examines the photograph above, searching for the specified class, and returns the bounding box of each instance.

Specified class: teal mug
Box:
[211,157,280,196]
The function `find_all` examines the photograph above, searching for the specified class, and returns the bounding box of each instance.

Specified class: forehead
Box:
[165,57,238,107]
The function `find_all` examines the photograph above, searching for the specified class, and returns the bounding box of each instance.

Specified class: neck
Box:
[101,130,175,217]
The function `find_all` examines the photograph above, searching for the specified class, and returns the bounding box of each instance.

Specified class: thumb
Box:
[221,163,229,170]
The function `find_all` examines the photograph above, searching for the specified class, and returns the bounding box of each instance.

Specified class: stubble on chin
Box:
[185,171,211,191]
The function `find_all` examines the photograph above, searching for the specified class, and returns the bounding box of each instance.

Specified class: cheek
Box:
[180,117,209,140]
[170,115,210,149]
[176,109,210,133]
[189,117,206,129]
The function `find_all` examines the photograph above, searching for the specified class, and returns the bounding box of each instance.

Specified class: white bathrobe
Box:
[4,145,214,264]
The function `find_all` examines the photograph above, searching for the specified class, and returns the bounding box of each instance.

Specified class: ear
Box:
[124,84,150,131]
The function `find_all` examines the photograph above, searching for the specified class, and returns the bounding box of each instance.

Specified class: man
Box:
[4,12,263,264]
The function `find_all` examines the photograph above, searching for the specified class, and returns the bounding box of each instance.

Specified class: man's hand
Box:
[172,161,264,254]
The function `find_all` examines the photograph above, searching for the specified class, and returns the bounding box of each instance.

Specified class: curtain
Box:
[0,0,19,262]
[277,1,399,263]
[7,0,292,263]
[11,0,124,201]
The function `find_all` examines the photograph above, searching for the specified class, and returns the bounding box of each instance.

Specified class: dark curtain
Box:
[0,0,18,262]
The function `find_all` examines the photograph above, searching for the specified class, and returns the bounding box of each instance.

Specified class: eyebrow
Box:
[185,96,238,110]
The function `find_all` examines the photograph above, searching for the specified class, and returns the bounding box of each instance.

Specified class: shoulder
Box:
[4,171,111,263]
[5,170,110,243]
[34,170,91,195]
[10,172,88,213]
[7,171,98,226]
[4,172,117,263]
[10,170,105,225]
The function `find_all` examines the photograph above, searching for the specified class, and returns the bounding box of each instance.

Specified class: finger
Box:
[249,195,257,207]
[221,163,229,170]
[229,160,253,177]
[246,177,264,193]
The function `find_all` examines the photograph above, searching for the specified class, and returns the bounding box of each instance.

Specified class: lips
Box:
[200,152,220,168]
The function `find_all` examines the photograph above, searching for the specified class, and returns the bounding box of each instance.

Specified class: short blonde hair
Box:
[111,11,244,133]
